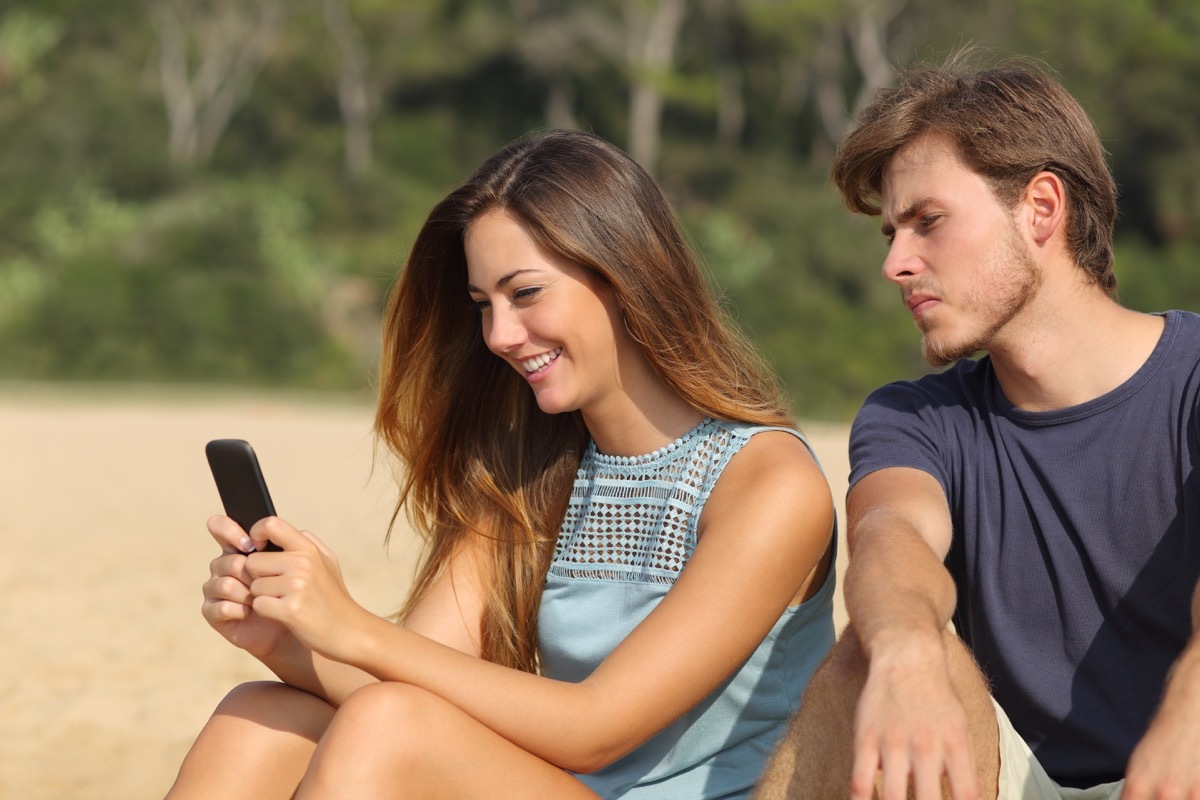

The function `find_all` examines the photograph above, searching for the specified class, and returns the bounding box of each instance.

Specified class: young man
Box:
[754,55,1200,800]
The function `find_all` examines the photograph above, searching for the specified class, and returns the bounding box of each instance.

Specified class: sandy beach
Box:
[0,385,849,799]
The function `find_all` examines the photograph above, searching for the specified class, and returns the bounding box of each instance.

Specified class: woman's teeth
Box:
[521,347,562,373]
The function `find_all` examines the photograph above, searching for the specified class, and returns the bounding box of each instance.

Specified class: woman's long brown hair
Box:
[376,129,794,673]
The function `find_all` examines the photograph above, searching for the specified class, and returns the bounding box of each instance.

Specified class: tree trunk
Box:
[812,22,847,159]
[151,0,285,170]
[846,0,904,115]
[545,73,578,129]
[625,0,687,176]
[705,0,743,148]
[320,0,374,178]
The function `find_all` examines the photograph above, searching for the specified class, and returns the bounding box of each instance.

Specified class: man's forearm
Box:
[1191,575,1200,632]
[1123,581,1200,798]
[1159,577,1200,710]
[844,514,958,658]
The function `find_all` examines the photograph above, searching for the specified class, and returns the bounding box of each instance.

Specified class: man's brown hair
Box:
[831,49,1119,296]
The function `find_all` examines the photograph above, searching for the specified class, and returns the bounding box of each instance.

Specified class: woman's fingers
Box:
[207,513,254,554]
[247,515,313,554]
[296,526,337,560]
[205,570,254,604]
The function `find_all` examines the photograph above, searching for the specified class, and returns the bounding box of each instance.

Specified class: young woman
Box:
[167,128,836,799]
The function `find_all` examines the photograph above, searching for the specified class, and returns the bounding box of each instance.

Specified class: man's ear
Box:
[1023,171,1066,246]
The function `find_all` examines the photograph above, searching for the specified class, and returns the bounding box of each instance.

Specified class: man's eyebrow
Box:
[466,268,542,294]
[881,197,935,236]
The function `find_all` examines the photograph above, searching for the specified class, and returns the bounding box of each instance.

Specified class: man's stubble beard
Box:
[920,229,1043,368]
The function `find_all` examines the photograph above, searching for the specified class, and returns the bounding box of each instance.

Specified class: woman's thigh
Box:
[167,681,337,800]
[298,681,601,800]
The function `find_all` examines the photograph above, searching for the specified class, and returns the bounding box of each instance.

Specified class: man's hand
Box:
[851,632,982,800]
[1123,649,1200,800]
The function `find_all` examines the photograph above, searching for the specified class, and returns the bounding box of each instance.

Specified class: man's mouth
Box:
[905,293,939,316]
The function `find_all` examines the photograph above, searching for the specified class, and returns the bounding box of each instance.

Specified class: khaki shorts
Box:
[994,699,1124,800]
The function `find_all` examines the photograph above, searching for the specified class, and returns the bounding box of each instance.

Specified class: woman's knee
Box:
[213,681,337,743]
[326,681,475,767]
[214,680,296,714]
[302,682,450,791]
[331,681,443,748]
[169,683,333,799]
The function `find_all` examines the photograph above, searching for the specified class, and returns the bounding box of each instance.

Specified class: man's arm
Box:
[844,467,956,648]
[1122,578,1200,799]
[844,467,992,800]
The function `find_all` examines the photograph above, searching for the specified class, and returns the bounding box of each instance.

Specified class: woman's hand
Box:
[202,514,294,659]
[241,516,377,662]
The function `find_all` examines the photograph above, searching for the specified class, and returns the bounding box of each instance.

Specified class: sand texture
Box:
[0,386,849,799]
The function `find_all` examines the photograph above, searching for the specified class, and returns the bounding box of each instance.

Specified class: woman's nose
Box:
[484,306,526,354]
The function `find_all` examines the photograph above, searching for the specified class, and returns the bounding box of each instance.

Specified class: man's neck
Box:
[986,284,1164,412]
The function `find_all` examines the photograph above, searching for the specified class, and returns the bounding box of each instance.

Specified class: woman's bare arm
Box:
[245,430,835,772]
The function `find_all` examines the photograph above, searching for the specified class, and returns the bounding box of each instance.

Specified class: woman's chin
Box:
[531,390,576,416]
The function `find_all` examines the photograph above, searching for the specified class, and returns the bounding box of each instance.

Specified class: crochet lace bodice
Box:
[537,418,837,799]
[548,416,734,584]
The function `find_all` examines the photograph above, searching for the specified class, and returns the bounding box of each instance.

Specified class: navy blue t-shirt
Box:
[849,310,1200,787]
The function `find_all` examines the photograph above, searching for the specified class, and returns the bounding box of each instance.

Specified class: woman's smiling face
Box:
[465,208,643,419]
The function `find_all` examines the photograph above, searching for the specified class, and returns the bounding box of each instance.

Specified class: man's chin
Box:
[921,334,979,368]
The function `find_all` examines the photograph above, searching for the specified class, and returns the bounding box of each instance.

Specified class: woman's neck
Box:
[581,388,704,458]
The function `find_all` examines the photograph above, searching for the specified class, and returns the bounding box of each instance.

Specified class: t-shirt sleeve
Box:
[849,380,951,496]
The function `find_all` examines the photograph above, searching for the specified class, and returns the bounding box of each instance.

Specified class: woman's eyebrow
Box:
[467,268,542,294]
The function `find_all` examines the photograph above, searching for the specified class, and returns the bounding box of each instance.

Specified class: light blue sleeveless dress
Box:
[538,417,836,799]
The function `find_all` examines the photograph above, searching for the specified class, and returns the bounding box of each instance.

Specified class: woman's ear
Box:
[1023,170,1066,246]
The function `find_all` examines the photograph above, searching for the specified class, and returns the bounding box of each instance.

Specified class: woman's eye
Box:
[513,286,541,302]
[469,298,490,313]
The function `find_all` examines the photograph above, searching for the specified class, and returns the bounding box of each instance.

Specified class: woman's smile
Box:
[465,208,643,418]
[520,347,563,377]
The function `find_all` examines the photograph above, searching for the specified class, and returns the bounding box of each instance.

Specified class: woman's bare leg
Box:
[166,681,336,800]
[296,682,601,800]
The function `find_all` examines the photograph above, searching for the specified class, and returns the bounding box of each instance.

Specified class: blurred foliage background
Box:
[1,0,1197,420]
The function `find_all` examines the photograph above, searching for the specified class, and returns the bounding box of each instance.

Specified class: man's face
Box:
[880,134,1042,366]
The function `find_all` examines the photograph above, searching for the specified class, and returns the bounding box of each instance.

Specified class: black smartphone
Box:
[205,438,283,552]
